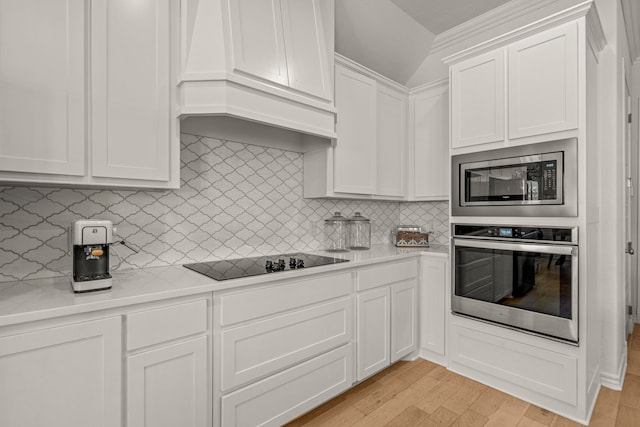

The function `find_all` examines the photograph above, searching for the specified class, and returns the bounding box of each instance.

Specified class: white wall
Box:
[634,62,640,322]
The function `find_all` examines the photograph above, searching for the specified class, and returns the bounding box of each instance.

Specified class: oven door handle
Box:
[454,238,576,256]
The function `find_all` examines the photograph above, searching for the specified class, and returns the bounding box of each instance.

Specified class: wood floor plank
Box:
[397,359,439,385]
[470,387,511,418]
[441,378,486,415]
[615,405,640,427]
[524,405,557,426]
[414,375,466,415]
[352,387,425,427]
[550,415,583,426]
[618,374,640,410]
[592,387,621,419]
[418,406,459,426]
[625,350,640,376]
[291,399,366,427]
[587,414,616,427]
[451,409,489,427]
[352,377,408,415]
[384,405,429,427]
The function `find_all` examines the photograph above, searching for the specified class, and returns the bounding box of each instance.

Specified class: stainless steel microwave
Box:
[452,138,577,217]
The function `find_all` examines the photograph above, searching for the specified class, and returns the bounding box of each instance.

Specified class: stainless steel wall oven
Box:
[451,138,577,217]
[452,224,578,343]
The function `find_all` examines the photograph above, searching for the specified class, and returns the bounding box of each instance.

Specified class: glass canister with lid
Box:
[347,212,371,250]
[324,212,349,252]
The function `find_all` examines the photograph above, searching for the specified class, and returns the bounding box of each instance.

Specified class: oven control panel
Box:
[454,224,576,244]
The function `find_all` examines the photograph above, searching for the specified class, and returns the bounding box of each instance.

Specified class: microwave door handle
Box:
[454,239,576,256]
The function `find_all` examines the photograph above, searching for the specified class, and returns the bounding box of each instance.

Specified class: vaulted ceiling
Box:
[335,0,513,85]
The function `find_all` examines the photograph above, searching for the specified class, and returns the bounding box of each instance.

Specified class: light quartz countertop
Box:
[0,244,448,327]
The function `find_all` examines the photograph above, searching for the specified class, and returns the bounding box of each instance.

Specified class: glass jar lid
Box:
[325,212,347,223]
[347,212,369,222]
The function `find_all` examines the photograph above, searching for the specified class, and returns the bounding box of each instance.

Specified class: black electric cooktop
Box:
[183,253,349,281]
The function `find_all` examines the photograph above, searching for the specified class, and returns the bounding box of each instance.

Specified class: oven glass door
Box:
[453,239,578,342]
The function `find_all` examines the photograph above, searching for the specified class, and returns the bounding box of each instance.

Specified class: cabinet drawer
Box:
[221,344,353,427]
[357,260,418,291]
[127,300,207,351]
[221,297,352,391]
[220,272,351,326]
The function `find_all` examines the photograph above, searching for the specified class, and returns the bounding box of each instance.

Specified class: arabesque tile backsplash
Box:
[0,134,449,283]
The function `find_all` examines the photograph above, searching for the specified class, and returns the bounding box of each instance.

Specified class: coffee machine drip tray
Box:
[184,253,349,281]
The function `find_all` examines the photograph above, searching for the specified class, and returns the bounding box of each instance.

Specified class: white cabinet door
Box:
[280,0,332,100]
[356,286,391,381]
[450,49,505,149]
[376,84,406,197]
[412,81,449,200]
[91,0,172,181]
[420,256,448,362]
[227,0,288,86]
[391,280,418,362]
[0,0,85,176]
[128,336,209,427]
[334,64,377,194]
[0,317,121,427]
[508,21,578,139]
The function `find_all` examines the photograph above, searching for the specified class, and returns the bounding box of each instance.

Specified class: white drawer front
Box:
[450,324,577,405]
[127,300,207,351]
[221,297,352,391]
[220,272,351,326]
[221,344,353,427]
[357,260,418,292]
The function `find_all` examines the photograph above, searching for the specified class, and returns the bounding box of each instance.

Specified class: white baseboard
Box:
[419,348,448,367]
[600,348,628,391]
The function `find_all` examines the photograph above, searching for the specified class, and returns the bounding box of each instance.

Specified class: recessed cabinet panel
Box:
[0,0,85,176]
[451,50,505,149]
[128,337,208,427]
[227,0,288,86]
[91,0,171,181]
[508,22,578,139]
[420,257,448,360]
[391,280,418,362]
[412,82,449,200]
[0,317,121,427]
[356,286,391,381]
[377,85,406,197]
[334,64,377,194]
[280,0,331,100]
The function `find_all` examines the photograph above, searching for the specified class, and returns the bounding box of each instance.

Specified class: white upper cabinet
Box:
[508,22,578,139]
[333,64,377,194]
[376,84,406,197]
[0,0,86,177]
[303,57,408,200]
[0,0,179,188]
[410,80,449,201]
[449,21,580,153]
[450,49,505,149]
[91,0,173,182]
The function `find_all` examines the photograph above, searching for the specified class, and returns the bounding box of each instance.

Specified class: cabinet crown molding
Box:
[443,0,605,65]
[335,53,409,94]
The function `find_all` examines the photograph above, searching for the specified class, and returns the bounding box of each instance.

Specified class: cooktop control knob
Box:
[278,259,285,270]
[265,260,274,271]
[289,258,297,269]
[297,259,304,268]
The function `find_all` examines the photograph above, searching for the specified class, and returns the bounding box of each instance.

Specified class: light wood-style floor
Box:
[285,326,640,426]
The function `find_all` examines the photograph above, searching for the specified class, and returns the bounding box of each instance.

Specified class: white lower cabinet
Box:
[391,280,418,362]
[0,317,122,427]
[356,260,419,381]
[420,255,449,365]
[221,344,353,427]
[215,271,354,427]
[125,298,211,427]
[357,287,391,380]
[128,337,209,427]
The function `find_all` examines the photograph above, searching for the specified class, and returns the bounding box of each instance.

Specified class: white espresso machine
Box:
[70,219,113,292]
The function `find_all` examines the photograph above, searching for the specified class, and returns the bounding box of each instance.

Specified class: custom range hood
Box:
[178,0,336,139]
